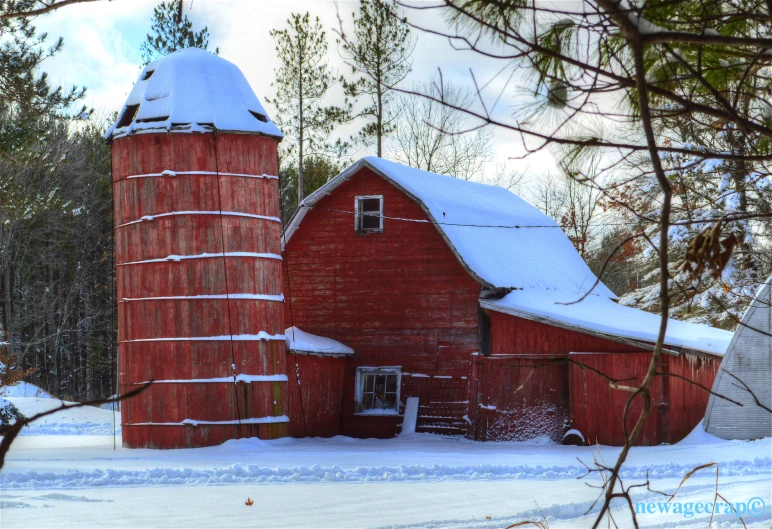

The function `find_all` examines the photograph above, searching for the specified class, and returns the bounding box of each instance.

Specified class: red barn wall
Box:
[667,354,721,441]
[469,354,569,442]
[481,311,720,445]
[489,310,646,355]
[286,353,346,438]
[475,311,644,443]
[569,352,665,446]
[283,168,481,438]
[569,353,720,445]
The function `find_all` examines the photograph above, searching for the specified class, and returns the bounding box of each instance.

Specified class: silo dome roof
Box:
[105,48,283,141]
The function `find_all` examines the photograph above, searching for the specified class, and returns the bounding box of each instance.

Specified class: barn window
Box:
[355,195,383,233]
[355,367,401,414]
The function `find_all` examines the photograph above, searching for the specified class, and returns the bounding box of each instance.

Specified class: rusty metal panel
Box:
[113,132,287,449]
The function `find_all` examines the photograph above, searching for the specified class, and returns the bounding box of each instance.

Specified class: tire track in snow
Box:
[1,458,769,490]
[376,478,772,529]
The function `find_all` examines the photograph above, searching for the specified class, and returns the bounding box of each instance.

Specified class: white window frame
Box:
[354,195,384,233]
[354,366,401,415]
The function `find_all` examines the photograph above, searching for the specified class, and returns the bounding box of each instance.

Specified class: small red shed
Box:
[285,327,353,438]
[282,157,732,445]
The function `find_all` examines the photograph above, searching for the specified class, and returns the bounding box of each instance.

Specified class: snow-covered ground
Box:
[4,393,120,436]
[0,381,53,398]
[0,387,770,528]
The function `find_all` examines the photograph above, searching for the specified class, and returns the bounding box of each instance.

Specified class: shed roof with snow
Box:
[284,157,615,298]
[285,327,355,356]
[703,277,772,438]
[105,48,283,141]
[482,290,733,356]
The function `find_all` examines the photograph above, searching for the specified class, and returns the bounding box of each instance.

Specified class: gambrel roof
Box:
[283,156,615,298]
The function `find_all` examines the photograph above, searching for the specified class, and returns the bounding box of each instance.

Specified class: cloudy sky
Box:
[33,0,556,183]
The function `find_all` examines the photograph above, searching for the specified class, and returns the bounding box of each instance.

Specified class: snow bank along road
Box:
[1,417,770,528]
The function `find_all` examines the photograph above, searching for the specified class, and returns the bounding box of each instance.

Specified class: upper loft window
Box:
[355,195,383,233]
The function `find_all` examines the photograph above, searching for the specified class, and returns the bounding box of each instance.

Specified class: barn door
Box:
[471,355,569,442]
[569,352,666,446]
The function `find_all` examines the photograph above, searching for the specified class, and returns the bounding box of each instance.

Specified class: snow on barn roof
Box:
[481,290,733,356]
[285,326,354,356]
[105,48,283,141]
[283,156,615,297]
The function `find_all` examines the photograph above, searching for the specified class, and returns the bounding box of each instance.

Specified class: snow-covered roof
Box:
[283,157,615,297]
[481,290,733,356]
[105,48,283,141]
[285,327,354,356]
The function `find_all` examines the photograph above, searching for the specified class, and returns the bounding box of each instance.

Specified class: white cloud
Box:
[32,0,556,180]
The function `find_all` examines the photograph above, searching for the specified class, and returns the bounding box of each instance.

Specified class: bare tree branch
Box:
[0,0,103,20]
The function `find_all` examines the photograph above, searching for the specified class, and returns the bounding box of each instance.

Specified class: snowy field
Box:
[0,392,770,528]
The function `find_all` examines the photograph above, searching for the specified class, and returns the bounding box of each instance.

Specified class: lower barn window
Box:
[355,367,401,414]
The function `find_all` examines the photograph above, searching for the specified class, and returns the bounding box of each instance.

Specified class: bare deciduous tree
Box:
[390,77,494,180]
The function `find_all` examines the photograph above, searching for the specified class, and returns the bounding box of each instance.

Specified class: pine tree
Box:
[0,2,86,156]
[140,0,218,66]
[268,12,350,204]
[279,156,343,223]
[339,0,414,156]
[0,114,115,400]
[0,4,88,373]
[602,2,772,327]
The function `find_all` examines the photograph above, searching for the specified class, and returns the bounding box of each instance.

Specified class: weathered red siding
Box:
[471,311,646,441]
[489,310,646,355]
[283,168,481,437]
[287,353,346,438]
[480,311,720,445]
[569,352,720,446]
[666,354,721,442]
[114,133,288,449]
[469,354,569,441]
[569,352,665,446]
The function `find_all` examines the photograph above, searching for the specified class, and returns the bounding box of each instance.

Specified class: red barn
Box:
[282,157,732,446]
[106,49,731,449]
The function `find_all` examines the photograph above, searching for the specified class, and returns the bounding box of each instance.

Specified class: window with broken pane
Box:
[357,370,400,413]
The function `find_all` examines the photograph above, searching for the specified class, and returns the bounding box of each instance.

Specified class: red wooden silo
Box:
[106,48,288,449]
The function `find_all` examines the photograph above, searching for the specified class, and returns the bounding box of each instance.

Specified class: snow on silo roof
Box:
[105,48,283,141]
